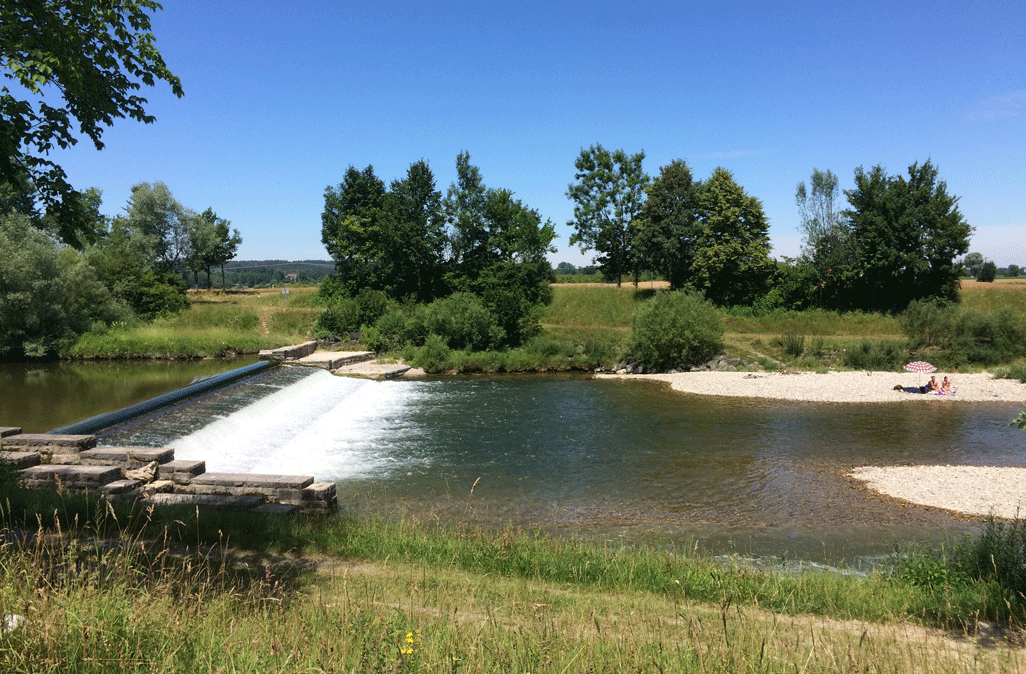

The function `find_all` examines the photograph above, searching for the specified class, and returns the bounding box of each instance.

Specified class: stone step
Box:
[20,464,119,488]
[0,451,41,469]
[79,447,175,468]
[142,493,267,509]
[157,459,206,484]
[3,434,97,465]
[0,427,22,439]
[259,341,318,361]
[181,472,315,504]
[297,351,375,370]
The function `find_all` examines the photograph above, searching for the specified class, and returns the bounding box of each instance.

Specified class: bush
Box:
[627,290,724,371]
[902,300,1026,367]
[901,298,956,350]
[842,340,908,370]
[415,334,451,373]
[781,331,805,358]
[978,261,998,283]
[424,293,504,351]
[317,297,361,335]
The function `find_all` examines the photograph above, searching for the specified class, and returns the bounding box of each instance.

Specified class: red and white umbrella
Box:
[904,361,937,373]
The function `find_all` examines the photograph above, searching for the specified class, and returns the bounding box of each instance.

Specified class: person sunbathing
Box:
[927,376,940,392]
[941,377,956,395]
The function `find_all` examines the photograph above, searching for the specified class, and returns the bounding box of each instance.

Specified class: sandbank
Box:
[617,369,1026,519]
[625,370,1026,404]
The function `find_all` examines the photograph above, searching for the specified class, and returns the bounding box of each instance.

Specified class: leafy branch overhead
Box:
[1,0,182,247]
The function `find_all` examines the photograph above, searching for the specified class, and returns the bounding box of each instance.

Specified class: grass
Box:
[3,475,1026,673]
[65,287,321,358]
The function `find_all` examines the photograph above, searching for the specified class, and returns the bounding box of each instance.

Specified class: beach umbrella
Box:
[904,361,937,373]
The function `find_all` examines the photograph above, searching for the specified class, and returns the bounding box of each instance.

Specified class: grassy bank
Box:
[65,287,321,358]
[2,479,1025,673]
[60,281,1026,379]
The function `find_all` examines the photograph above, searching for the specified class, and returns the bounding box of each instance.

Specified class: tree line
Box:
[319,152,555,346]
[0,182,240,358]
[566,145,973,314]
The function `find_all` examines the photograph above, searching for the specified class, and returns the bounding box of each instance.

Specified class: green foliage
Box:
[840,160,971,312]
[424,292,504,351]
[978,260,998,283]
[758,260,821,312]
[0,0,182,248]
[841,340,908,370]
[635,159,701,290]
[627,290,724,371]
[692,167,774,306]
[781,332,806,358]
[415,333,451,373]
[566,144,649,286]
[0,212,129,358]
[901,299,1026,367]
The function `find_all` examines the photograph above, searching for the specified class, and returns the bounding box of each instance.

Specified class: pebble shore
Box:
[615,369,1026,519]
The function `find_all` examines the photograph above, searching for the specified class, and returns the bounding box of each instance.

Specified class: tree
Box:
[635,159,702,290]
[962,252,985,277]
[124,182,190,272]
[379,160,444,301]
[841,160,972,312]
[0,211,127,358]
[692,167,773,306]
[185,211,216,288]
[794,168,848,306]
[209,215,242,292]
[978,261,998,283]
[1009,264,1021,278]
[1,0,182,247]
[320,165,386,298]
[443,152,556,344]
[566,144,649,286]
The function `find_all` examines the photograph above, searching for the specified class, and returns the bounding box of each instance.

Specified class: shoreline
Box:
[617,369,1026,520]
[618,370,1026,404]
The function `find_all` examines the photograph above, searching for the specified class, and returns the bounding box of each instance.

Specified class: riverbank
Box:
[625,370,1026,403]
[622,369,1026,521]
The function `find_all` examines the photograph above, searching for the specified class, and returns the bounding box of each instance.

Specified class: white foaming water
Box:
[168,369,429,479]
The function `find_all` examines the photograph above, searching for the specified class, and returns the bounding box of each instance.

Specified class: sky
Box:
[49,0,1025,267]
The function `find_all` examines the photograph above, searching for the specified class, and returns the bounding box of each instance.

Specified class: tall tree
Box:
[962,252,984,278]
[123,182,190,272]
[796,169,847,270]
[1,0,182,247]
[379,160,445,301]
[566,144,649,286]
[208,214,242,291]
[443,152,556,344]
[320,165,386,297]
[841,160,972,312]
[635,159,702,290]
[692,168,773,306]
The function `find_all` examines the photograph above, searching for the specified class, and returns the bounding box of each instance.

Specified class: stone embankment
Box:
[0,428,336,514]
[260,341,416,378]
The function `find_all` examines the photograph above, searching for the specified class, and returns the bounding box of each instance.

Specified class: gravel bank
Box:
[616,369,1026,518]
[625,370,1026,403]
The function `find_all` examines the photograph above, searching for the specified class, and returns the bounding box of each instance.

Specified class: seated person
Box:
[941,376,956,395]
[927,375,940,392]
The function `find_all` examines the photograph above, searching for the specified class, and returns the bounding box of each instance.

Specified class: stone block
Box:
[80,447,174,467]
[0,427,22,438]
[101,479,144,495]
[20,464,119,487]
[2,434,96,453]
[156,459,205,482]
[253,502,300,515]
[0,451,40,469]
[142,493,265,509]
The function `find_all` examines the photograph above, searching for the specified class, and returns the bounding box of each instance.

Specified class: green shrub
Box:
[415,334,451,373]
[842,340,908,370]
[781,331,805,358]
[424,293,504,351]
[627,290,724,371]
[901,298,956,349]
[317,297,361,335]
[370,308,409,352]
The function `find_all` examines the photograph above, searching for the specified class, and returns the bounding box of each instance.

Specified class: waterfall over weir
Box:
[103,367,431,481]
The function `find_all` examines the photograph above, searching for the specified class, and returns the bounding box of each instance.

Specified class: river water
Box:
[87,364,1025,565]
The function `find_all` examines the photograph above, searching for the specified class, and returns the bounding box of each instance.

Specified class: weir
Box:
[0,349,390,513]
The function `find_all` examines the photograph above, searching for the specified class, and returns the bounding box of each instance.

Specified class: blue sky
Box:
[51,0,1024,267]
